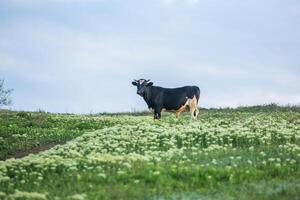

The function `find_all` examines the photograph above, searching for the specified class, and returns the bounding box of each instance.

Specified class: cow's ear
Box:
[147,82,153,86]
[132,81,138,86]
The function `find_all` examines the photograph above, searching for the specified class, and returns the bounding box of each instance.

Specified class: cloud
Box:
[0,20,170,73]
[202,88,300,108]
[190,64,247,78]
[1,17,299,112]
[186,0,199,5]
[161,0,174,6]
[4,0,103,5]
[160,0,199,6]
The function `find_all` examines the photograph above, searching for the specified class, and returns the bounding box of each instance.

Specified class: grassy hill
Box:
[0,105,299,199]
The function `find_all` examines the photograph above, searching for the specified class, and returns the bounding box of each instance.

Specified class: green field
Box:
[0,105,300,200]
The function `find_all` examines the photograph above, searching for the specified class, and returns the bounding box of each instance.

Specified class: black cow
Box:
[132,79,200,120]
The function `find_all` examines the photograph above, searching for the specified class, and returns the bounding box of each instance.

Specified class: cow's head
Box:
[132,79,153,96]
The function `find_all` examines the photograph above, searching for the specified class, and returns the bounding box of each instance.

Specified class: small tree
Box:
[0,79,13,106]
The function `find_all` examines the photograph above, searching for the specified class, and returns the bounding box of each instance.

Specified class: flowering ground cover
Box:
[0,106,299,199]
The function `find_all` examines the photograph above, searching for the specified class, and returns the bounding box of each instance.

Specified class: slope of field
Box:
[0,110,122,160]
[0,106,300,199]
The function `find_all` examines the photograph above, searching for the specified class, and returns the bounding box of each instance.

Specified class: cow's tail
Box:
[194,86,200,104]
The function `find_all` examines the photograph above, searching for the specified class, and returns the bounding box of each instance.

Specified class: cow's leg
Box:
[194,107,199,118]
[154,108,162,120]
[190,104,199,120]
[189,107,196,120]
[188,96,198,120]
[195,98,200,119]
[190,107,199,120]
[175,105,186,118]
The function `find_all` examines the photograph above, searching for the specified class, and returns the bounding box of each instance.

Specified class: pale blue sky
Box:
[0,0,299,113]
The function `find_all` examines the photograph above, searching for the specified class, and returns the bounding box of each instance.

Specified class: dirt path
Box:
[11,143,58,159]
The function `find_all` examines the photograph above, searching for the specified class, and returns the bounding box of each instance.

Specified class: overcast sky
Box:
[0,0,299,113]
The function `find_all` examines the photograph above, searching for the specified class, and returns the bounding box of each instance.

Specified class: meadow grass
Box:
[0,105,299,199]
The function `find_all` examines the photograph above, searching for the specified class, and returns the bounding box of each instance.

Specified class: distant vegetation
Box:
[0,79,13,106]
[0,105,299,199]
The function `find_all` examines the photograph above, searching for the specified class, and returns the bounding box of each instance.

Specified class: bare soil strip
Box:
[11,144,58,159]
